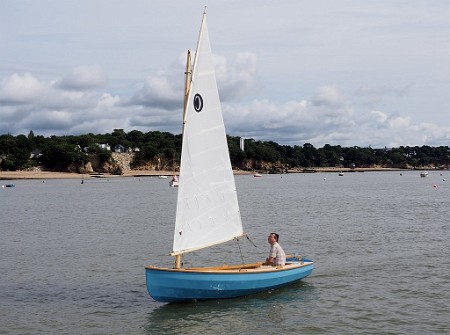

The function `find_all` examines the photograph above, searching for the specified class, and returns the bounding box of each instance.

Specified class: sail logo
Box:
[193,94,203,112]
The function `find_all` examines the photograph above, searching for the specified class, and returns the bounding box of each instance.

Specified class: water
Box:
[1,171,449,334]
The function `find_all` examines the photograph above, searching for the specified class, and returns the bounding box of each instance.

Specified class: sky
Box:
[1,0,450,148]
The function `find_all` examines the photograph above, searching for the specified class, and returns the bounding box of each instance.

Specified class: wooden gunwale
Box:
[145,261,312,273]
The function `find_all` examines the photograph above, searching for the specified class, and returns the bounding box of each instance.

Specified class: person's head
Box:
[268,232,279,244]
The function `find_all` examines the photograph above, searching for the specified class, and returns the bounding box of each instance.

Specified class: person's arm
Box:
[265,256,275,265]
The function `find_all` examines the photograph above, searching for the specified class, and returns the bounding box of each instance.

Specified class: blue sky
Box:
[1,0,450,148]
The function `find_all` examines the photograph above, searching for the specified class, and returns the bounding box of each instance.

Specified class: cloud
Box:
[0,71,124,135]
[129,51,258,110]
[222,83,450,148]
[370,110,388,124]
[225,94,356,146]
[355,83,413,98]
[215,52,258,101]
[312,85,347,108]
[21,110,73,131]
[0,73,47,104]
[1,55,449,149]
[57,65,107,90]
[412,123,450,146]
[130,73,183,110]
[389,116,410,128]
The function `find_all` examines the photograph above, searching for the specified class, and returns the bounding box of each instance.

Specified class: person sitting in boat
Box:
[265,232,286,266]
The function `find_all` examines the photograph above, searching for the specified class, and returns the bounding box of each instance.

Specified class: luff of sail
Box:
[171,10,244,256]
[182,50,191,130]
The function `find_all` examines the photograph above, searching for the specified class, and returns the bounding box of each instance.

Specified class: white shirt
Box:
[269,242,286,266]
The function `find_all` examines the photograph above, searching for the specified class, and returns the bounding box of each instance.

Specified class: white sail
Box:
[172,11,244,256]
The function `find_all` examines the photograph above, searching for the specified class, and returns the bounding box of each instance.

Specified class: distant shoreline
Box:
[0,167,437,180]
[0,170,176,180]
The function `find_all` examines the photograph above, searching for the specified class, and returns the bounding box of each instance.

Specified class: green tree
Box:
[0,134,32,170]
[39,140,87,171]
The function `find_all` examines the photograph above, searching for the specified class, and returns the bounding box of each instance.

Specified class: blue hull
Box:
[145,259,314,302]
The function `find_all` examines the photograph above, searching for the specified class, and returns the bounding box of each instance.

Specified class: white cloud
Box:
[389,116,410,128]
[21,110,73,131]
[96,93,120,110]
[131,74,182,110]
[57,65,107,90]
[0,73,47,104]
[1,65,449,148]
[215,52,258,101]
[0,71,125,135]
[370,110,388,124]
[312,85,347,108]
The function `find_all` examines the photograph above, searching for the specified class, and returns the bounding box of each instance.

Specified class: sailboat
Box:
[169,174,179,187]
[169,153,179,187]
[145,8,314,303]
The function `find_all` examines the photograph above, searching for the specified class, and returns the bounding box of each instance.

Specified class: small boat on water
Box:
[254,173,262,177]
[158,175,168,179]
[338,171,344,176]
[145,8,313,303]
[420,171,429,177]
[169,175,179,187]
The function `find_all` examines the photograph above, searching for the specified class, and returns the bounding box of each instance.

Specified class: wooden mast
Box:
[174,50,192,269]
[182,50,192,133]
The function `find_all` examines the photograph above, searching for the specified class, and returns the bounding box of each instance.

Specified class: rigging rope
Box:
[236,238,245,265]
[235,234,259,265]
[246,235,257,248]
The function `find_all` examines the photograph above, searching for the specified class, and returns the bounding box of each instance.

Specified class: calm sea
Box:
[1,171,449,334]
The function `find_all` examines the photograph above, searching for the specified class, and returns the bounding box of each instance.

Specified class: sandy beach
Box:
[0,170,175,180]
[0,169,259,180]
[0,167,411,180]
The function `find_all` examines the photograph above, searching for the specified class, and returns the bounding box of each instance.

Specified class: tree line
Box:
[1,129,449,173]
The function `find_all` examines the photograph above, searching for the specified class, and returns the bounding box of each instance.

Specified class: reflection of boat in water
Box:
[145,8,313,303]
[420,171,429,177]
[144,280,316,333]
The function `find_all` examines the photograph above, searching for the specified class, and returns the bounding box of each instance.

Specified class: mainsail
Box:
[171,11,244,256]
